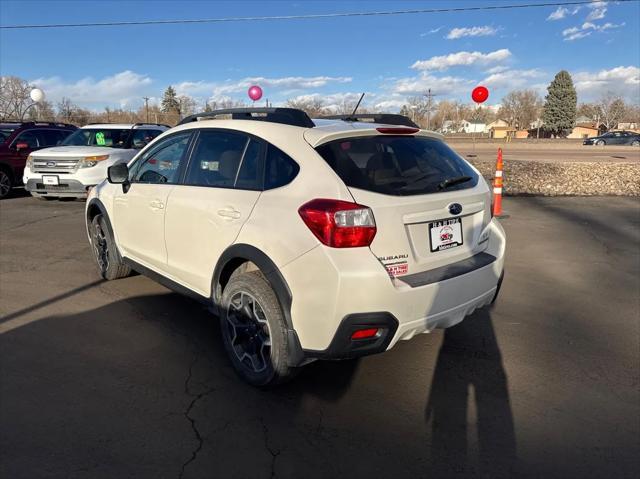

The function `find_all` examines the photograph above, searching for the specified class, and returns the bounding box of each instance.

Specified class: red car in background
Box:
[0,121,76,198]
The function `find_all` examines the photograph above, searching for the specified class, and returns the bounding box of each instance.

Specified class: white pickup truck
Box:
[23,123,169,199]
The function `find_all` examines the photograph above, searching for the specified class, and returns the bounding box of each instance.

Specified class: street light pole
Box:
[21,88,45,121]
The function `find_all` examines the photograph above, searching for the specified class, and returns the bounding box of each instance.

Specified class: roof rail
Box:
[0,120,75,128]
[178,108,315,128]
[131,122,171,128]
[319,114,420,129]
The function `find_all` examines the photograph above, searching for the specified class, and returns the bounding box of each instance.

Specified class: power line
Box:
[1,0,637,30]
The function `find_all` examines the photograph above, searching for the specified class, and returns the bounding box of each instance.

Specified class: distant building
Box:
[489,126,517,139]
[567,123,604,139]
[460,120,486,134]
[440,120,459,134]
[487,119,510,130]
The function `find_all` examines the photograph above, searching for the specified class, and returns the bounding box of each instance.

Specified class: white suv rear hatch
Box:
[312,131,491,280]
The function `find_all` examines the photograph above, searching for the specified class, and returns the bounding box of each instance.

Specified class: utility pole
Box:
[423,88,437,130]
[142,96,150,123]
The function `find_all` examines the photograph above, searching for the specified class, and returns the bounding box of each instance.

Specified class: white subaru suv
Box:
[24,123,168,199]
[85,108,505,386]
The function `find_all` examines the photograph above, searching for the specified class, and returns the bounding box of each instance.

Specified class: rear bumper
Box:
[283,218,506,356]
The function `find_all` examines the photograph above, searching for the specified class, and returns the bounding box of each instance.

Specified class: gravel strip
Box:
[469,160,640,196]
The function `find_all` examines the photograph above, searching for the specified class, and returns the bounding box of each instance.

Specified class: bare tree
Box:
[576,103,599,121]
[499,90,542,130]
[286,97,327,117]
[178,95,197,118]
[57,97,77,123]
[0,76,35,119]
[597,92,627,131]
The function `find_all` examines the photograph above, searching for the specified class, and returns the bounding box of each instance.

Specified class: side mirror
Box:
[107,162,129,184]
[15,142,30,151]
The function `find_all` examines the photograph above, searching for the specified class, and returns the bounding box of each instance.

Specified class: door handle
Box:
[217,208,241,219]
[149,199,165,210]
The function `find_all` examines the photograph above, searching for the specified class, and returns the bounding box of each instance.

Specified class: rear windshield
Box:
[61,128,131,148]
[315,135,478,196]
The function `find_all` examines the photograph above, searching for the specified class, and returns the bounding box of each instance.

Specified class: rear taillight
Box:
[298,199,377,248]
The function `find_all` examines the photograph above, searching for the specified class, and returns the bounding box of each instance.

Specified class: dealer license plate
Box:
[429,217,463,252]
[42,175,59,186]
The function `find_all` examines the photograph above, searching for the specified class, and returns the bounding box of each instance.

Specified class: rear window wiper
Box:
[438,175,472,190]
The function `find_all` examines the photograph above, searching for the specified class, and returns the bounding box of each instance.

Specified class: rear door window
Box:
[315,135,478,196]
[184,130,248,188]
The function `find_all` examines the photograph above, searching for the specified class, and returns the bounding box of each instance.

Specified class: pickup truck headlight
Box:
[26,154,33,169]
[78,155,110,168]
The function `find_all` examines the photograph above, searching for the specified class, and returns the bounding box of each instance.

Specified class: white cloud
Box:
[446,25,498,39]
[420,26,443,37]
[30,70,153,108]
[390,73,475,97]
[485,65,510,74]
[176,75,352,98]
[411,49,512,71]
[573,65,640,101]
[586,1,607,21]
[482,69,545,90]
[562,21,624,41]
[547,7,569,20]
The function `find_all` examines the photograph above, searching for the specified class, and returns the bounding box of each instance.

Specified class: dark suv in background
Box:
[0,121,77,198]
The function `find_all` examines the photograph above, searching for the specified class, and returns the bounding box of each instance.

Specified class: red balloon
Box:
[248,85,263,101]
[471,86,489,104]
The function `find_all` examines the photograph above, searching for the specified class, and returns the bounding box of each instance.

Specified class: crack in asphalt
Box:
[179,352,216,479]
[3,211,80,232]
[261,418,281,479]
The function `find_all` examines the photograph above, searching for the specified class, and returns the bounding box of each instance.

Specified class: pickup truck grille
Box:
[32,158,82,173]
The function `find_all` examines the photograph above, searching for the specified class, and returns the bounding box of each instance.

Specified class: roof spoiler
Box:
[178,108,315,128]
[319,114,419,129]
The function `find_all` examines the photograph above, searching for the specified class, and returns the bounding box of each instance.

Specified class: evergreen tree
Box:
[161,86,180,114]
[542,70,577,137]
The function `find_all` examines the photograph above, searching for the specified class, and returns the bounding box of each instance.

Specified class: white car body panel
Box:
[86,115,506,360]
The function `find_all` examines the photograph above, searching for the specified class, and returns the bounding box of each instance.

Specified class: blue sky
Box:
[1,0,639,112]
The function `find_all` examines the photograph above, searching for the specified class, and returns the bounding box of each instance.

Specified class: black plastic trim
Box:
[492,270,505,304]
[122,257,210,304]
[303,312,399,360]
[212,244,305,367]
[400,252,496,288]
[179,108,315,128]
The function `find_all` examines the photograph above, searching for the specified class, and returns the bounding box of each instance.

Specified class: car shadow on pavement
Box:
[425,307,517,477]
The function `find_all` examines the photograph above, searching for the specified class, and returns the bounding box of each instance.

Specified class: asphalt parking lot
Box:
[1,192,638,479]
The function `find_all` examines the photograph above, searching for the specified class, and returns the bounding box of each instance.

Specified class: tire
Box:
[0,168,12,199]
[596,139,605,146]
[90,214,131,280]
[631,140,640,147]
[220,271,298,386]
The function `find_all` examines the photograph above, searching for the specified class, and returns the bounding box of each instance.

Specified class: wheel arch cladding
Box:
[212,244,305,366]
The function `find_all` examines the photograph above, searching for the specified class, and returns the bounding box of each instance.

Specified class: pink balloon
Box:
[248,85,263,101]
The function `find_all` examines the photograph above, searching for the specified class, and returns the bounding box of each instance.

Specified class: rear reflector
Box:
[376,127,420,134]
[351,328,380,340]
[298,199,376,248]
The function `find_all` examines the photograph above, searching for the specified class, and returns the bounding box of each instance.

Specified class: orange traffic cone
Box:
[492,148,503,217]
